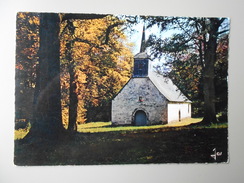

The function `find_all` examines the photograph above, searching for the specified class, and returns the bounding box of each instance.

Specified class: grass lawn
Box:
[15,117,203,140]
[76,117,227,133]
[76,118,204,133]
[14,118,228,165]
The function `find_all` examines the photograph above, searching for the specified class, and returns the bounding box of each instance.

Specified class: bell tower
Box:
[132,25,150,78]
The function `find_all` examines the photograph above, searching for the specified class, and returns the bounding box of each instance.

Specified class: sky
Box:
[128,21,178,55]
[126,21,171,70]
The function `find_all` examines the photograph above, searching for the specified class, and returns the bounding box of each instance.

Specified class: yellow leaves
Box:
[60,15,134,123]
[29,16,40,25]
[18,12,40,26]
[92,99,99,107]
[76,70,87,84]
[18,12,26,19]
[73,18,107,44]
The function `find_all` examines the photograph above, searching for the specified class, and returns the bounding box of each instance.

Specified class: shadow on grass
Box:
[14,126,228,166]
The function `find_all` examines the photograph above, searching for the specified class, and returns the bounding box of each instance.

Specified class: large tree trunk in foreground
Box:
[201,18,222,124]
[29,13,64,140]
[202,69,217,124]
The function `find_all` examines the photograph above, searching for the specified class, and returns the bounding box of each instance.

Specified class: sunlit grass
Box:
[77,118,204,133]
[77,123,163,133]
[77,122,111,129]
[164,117,202,127]
[14,129,29,140]
[14,118,227,139]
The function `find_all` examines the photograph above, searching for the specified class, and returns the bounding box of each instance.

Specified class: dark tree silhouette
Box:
[30,13,64,140]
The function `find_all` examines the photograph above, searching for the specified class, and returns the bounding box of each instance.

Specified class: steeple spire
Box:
[140,25,146,53]
[133,25,150,78]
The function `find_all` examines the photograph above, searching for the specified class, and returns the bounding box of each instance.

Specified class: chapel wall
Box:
[167,103,191,123]
[112,77,168,125]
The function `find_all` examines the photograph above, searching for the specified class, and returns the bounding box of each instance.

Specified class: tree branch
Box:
[61,13,108,22]
[104,22,124,44]
[219,18,226,25]
[217,29,229,36]
[73,38,103,49]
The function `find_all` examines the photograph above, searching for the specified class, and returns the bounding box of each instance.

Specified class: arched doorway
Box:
[134,110,147,126]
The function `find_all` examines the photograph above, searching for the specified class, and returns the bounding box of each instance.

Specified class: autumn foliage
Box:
[15,12,39,121]
[15,13,134,128]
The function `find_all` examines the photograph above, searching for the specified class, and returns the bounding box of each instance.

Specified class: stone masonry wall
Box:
[112,77,168,125]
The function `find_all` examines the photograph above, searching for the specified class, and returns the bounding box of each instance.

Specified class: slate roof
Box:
[148,70,191,103]
[133,51,191,103]
[134,52,149,59]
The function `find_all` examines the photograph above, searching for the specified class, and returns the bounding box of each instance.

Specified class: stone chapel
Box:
[111,28,191,126]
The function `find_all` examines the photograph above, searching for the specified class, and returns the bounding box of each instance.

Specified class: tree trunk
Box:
[29,13,64,140]
[65,22,78,132]
[68,65,78,131]
[202,18,220,124]
[202,71,217,123]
